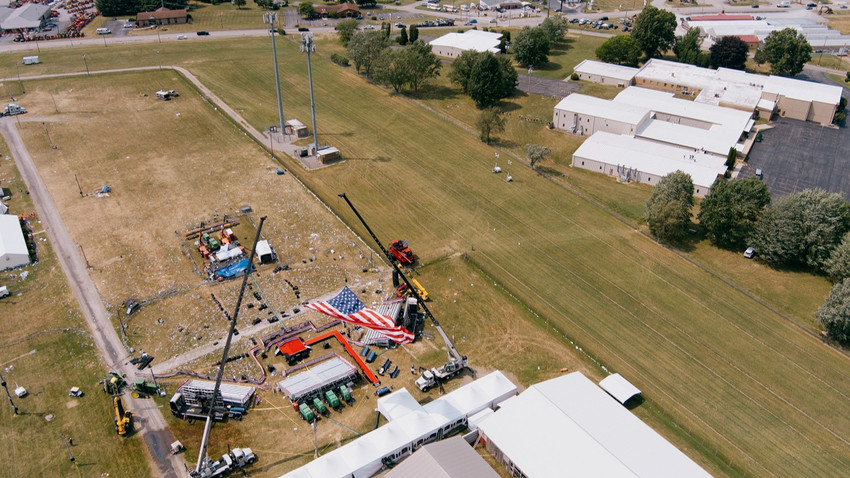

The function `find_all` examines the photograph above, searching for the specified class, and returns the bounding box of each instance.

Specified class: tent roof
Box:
[377,388,423,421]
[477,372,712,478]
[0,215,27,258]
[599,373,642,404]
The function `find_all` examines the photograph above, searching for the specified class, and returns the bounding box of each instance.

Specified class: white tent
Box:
[0,214,28,271]
[599,373,642,404]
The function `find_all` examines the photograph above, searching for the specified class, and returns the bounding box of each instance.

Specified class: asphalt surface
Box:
[0,117,184,478]
[518,73,581,98]
[741,118,850,200]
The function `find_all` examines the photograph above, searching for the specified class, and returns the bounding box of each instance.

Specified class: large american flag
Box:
[306,286,415,344]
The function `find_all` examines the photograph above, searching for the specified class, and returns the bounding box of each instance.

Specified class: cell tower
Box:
[301,32,320,156]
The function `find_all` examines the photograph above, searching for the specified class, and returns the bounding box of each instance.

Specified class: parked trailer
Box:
[22,56,39,65]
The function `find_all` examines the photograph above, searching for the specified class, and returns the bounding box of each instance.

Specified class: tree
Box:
[834,96,847,125]
[645,171,694,243]
[404,40,441,93]
[825,233,850,279]
[698,178,771,249]
[673,28,709,67]
[595,35,642,67]
[540,16,568,43]
[526,144,551,168]
[297,2,315,19]
[409,24,419,43]
[233,0,246,8]
[347,30,390,78]
[335,18,360,45]
[513,26,550,67]
[95,0,139,16]
[748,189,850,269]
[477,107,506,143]
[816,279,850,345]
[754,28,812,76]
[376,49,409,93]
[380,22,391,39]
[631,5,677,60]
[709,36,749,70]
[398,25,408,45]
[725,147,737,170]
[450,51,517,107]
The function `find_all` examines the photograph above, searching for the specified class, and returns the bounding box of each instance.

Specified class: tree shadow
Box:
[411,84,459,101]
[536,61,563,72]
[342,156,392,163]
[494,99,523,113]
[492,137,518,149]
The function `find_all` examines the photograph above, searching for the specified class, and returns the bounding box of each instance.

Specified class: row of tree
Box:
[96,0,187,16]
[343,30,443,94]
[645,173,850,345]
[594,6,811,76]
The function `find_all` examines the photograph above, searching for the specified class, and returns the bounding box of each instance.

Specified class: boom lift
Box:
[338,193,469,392]
[113,396,133,435]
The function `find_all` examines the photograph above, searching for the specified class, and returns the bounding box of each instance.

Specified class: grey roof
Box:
[385,436,500,478]
[0,4,50,30]
[277,355,356,399]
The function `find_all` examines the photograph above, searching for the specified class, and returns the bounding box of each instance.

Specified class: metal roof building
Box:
[571,132,725,197]
[429,30,502,58]
[0,4,50,31]
[572,59,639,87]
[281,371,517,478]
[0,214,28,271]
[385,435,500,478]
[176,379,255,408]
[277,355,357,401]
[477,372,712,478]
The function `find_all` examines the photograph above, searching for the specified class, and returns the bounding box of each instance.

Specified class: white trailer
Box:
[22,56,39,65]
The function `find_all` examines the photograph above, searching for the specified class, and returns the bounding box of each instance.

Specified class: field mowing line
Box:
[470,251,768,475]
[379,133,848,469]
[514,180,850,402]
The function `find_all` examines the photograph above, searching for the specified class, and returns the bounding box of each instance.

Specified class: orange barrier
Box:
[306,330,380,385]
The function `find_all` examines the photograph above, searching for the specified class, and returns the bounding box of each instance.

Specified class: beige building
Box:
[553,93,650,137]
[572,59,638,87]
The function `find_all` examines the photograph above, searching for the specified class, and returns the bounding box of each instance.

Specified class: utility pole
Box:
[81,54,89,75]
[15,62,24,94]
[155,50,161,70]
[59,433,75,462]
[77,243,91,269]
[301,33,319,155]
[264,12,286,142]
[50,92,59,114]
[0,371,19,416]
[43,122,55,149]
[311,421,319,458]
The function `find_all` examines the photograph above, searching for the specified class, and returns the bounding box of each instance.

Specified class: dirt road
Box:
[0,118,185,478]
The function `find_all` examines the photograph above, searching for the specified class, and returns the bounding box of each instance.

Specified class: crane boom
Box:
[337,193,463,364]
[193,216,266,477]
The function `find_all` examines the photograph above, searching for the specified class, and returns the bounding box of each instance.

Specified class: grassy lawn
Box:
[4,37,850,477]
[527,33,610,80]
[0,138,151,477]
[827,11,850,34]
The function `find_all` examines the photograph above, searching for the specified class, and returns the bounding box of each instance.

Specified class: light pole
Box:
[155,50,161,70]
[264,12,286,143]
[14,62,24,94]
[82,54,89,75]
[301,33,319,155]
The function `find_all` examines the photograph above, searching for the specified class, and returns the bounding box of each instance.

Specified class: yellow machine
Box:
[409,278,429,301]
[113,396,134,436]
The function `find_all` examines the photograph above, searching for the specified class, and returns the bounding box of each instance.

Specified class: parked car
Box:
[466,19,477,24]
[744,247,755,259]
[177,34,187,40]
[490,18,498,23]
[751,4,759,7]
[599,16,608,21]
[570,18,579,23]
[297,27,309,31]
[197,30,210,35]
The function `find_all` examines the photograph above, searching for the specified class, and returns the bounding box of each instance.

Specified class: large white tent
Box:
[477,372,712,478]
[0,214,28,271]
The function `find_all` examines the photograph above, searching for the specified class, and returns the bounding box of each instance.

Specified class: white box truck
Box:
[22,55,39,65]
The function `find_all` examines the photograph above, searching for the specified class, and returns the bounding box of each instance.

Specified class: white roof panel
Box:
[377,388,423,421]
[555,93,650,126]
[764,75,843,105]
[573,132,725,188]
[477,372,712,478]
[429,30,502,53]
[573,59,639,82]
[599,373,642,404]
[0,214,28,258]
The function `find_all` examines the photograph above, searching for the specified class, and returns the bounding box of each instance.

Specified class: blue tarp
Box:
[215,259,251,278]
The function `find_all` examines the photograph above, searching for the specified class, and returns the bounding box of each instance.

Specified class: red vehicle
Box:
[389,240,415,264]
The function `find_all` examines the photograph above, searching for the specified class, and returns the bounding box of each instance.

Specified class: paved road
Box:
[0,118,184,478]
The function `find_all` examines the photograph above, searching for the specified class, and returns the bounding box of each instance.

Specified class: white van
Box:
[778,0,790,6]
[96,27,111,35]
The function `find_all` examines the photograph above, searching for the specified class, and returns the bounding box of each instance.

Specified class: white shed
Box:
[0,214,28,271]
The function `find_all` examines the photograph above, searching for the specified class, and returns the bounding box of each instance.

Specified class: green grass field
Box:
[0,139,151,477]
[2,35,849,477]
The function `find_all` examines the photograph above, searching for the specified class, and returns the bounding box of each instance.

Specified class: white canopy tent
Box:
[599,373,642,404]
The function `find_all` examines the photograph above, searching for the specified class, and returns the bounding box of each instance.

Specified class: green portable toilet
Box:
[312,397,328,415]
[339,385,352,403]
[299,403,315,421]
[325,390,341,409]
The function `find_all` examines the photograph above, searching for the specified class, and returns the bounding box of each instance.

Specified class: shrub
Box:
[570,72,579,81]
[331,53,350,66]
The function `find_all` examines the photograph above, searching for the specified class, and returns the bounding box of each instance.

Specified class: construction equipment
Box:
[155,89,180,100]
[389,240,415,265]
[101,372,126,395]
[171,441,185,454]
[338,193,469,392]
[113,396,134,435]
[133,378,158,397]
[190,447,256,478]
[192,218,266,478]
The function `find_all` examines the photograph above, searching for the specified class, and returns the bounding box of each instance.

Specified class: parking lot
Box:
[740,117,850,200]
